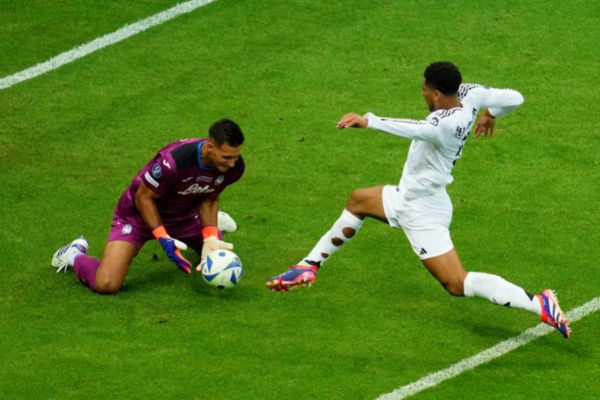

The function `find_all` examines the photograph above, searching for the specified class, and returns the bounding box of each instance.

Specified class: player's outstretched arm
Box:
[337,113,368,129]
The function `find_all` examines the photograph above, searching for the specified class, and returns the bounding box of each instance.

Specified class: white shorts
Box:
[382,185,454,260]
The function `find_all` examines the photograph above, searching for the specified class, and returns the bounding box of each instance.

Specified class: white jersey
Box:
[365,84,524,200]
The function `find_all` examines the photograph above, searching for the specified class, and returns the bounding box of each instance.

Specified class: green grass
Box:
[1,0,599,399]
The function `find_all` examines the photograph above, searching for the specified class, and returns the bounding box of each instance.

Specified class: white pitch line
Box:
[0,0,218,90]
[376,296,600,400]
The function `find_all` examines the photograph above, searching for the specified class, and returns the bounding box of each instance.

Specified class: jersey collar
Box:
[197,141,216,171]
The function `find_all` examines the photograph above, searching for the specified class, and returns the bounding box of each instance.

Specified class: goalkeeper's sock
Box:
[298,209,364,268]
[463,272,541,315]
[73,254,100,290]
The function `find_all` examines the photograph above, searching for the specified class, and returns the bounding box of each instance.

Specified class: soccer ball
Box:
[199,249,243,289]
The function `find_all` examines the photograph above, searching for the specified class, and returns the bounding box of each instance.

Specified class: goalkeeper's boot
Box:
[51,236,89,273]
[537,289,571,339]
[265,264,318,291]
[217,211,238,233]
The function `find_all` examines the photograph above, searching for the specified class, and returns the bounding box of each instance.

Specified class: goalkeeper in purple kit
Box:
[52,119,245,294]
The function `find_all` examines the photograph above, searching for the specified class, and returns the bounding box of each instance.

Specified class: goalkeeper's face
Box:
[205,140,242,173]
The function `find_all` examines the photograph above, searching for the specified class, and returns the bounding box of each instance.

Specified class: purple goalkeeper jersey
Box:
[114,138,244,228]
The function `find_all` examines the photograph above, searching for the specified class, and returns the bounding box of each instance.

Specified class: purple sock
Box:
[73,254,100,290]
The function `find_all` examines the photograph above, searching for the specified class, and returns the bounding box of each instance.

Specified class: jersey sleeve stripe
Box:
[381,118,426,125]
[458,83,481,99]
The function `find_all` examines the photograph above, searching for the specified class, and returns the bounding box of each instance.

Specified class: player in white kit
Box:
[266,61,570,338]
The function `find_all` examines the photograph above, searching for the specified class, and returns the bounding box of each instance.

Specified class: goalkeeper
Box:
[51,119,244,294]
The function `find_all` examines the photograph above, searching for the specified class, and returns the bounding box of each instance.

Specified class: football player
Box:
[266,62,570,339]
[52,119,244,294]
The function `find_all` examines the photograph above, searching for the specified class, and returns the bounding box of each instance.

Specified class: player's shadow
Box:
[122,267,179,292]
[122,252,198,292]
[466,322,519,340]
[189,273,255,301]
[124,252,249,300]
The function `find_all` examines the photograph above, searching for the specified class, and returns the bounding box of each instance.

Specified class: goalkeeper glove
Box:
[152,226,192,275]
[197,225,233,271]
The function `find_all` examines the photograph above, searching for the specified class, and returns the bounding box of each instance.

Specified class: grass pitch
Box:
[1,1,599,399]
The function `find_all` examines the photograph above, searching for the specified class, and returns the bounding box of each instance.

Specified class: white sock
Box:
[463,272,541,315]
[299,209,364,268]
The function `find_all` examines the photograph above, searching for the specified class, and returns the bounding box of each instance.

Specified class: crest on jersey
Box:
[215,175,225,186]
[151,163,162,179]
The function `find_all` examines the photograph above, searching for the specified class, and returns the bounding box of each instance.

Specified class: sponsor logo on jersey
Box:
[215,175,225,186]
[182,176,194,182]
[162,159,171,170]
[178,183,215,195]
[151,163,162,179]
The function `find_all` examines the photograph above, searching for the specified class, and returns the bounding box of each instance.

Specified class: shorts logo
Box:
[419,248,428,256]
[122,224,132,235]
[215,175,225,186]
[151,163,162,179]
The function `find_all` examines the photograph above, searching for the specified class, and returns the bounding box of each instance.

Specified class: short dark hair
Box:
[209,119,245,147]
[424,61,462,95]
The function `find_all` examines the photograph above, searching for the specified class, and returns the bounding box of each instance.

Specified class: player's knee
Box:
[94,276,122,294]
[346,189,366,213]
[440,279,465,297]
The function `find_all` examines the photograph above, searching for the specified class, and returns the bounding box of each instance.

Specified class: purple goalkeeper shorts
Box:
[108,212,202,252]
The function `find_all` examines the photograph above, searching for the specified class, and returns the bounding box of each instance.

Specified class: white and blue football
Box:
[200,249,243,289]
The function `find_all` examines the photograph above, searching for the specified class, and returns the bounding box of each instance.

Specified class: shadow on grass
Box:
[124,262,253,301]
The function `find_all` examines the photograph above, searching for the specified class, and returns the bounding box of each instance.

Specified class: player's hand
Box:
[152,225,192,274]
[475,110,496,138]
[336,113,368,129]
[198,236,234,270]
[158,237,193,274]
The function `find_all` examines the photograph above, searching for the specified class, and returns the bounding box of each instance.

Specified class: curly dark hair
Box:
[209,119,245,147]
[424,61,462,95]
